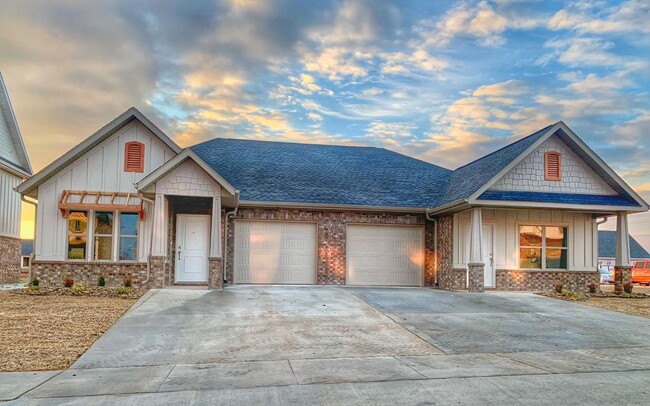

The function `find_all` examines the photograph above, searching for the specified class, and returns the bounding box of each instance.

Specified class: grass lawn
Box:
[0,290,142,372]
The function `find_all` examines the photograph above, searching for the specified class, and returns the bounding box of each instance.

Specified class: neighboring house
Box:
[0,73,32,284]
[21,239,33,270]
[17,108,649,291]
[598,230,650,271]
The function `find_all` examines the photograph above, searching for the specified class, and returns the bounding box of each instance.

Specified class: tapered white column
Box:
[615,212,631,267]
[469,207,484,264]
[210,195,222,258]
[151,193,167,257]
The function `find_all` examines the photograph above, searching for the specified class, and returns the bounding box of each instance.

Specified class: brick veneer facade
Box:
[467,263,485,292]
[224,207,436,286]
[436,215,467,290]
[30,261,148,287]
[495,269,600,292]
[0,235,21,284]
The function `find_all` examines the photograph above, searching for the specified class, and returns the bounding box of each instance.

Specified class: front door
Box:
[483,224,494,288]
[176,214,210,283]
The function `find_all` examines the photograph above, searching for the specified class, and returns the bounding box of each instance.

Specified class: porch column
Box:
[150,193,168,288]
[468,207,485,293]
[614,212,632,292]
[208,195,223,289]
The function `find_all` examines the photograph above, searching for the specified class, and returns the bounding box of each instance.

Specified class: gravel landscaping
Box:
[0,288,146,372]
[537,285,650,319]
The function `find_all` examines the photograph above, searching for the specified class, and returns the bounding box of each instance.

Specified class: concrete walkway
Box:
[4,287,650,405]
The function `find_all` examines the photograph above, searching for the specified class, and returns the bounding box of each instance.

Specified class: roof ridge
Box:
[190,136,377,149]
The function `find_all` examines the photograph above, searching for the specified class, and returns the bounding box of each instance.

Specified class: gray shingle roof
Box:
[598,231,650,259]
[439,124,553,206]
[191,139,451,208]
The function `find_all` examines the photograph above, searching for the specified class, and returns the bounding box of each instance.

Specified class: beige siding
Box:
[0,109,20,167]
[453,208,597,272]
[490,135,615,195]
[0,169,21,238]
[35,121,175,261]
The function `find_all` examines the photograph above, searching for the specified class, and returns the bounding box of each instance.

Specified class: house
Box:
[0,73,32,284]
[21,239,33,270]
[598,230,650,272]
[16,107,648,292]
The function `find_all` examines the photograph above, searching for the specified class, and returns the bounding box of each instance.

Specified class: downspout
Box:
[596,217,608,226]
[425,209,439,287]
[21,195,37,283]
[137,192,155,286]
[222,192,240,284]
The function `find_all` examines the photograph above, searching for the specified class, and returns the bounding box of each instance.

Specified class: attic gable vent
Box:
[544,151,561,181]
[124,142,144,173]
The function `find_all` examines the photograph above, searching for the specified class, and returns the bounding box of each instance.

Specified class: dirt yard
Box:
[0,290,142,372]
[539,284,650,319]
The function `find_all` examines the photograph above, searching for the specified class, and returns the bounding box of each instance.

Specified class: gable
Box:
[37,120,177,198]
[0,109,20,165]
[155,159,222,197]
[489,135,616,195]
[0,73,31,176]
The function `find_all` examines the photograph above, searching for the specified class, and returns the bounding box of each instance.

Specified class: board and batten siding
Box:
[35,121,176,261]
[0,169,21,238]
[0,108,21,168]
[453,208,597,272]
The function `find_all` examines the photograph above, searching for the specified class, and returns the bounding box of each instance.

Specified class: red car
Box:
[632,261,650,285]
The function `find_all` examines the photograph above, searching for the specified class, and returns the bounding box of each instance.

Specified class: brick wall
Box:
[436,215,468,290]
[0,235,21,284]
[495,269,600,292]
[224,207,435,286]
[30,261,148,287]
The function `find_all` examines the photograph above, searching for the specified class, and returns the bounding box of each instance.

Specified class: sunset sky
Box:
[1,0,649,246]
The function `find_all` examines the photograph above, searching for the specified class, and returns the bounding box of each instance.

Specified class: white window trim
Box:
[92,210,115,262]
[517,222,570,271]
[117,211,139,262]
[66,210,90,262]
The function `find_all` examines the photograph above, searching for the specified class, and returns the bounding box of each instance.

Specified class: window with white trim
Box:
[93,211,113,260]
[119,212,139,261]
[67,211,88,260]
[519,225,568,269]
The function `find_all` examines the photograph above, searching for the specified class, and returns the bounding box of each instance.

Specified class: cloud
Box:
[365,121,417,146]
[549,0,650,35]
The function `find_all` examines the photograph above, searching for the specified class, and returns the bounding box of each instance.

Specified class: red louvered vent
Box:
[545,152,561,181]
[124,142,144,173]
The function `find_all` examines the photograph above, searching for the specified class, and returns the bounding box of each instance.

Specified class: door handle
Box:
[177,245,182,259]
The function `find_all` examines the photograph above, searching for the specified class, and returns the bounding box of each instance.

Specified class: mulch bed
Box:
[0,288,147,372]
[536,290,650,319]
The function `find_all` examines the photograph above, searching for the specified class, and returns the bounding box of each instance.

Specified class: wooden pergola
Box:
[58,190,145,220]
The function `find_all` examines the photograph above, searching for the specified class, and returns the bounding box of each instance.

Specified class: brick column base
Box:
[148,256,167,288]
[614,266,632,293]
[467,263,485,293]
[208,258,223,290]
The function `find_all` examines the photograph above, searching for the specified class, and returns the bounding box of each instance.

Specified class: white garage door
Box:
[347,225,424,286]
[234,221,317,284]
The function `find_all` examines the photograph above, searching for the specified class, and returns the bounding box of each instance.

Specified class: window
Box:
[21,256,30,268]
[94,212,113,260]
[646,262,650,269]
[124,142,144,173]
[519,225,568,269]
[635,262,644,269]
[67,211,88,260]
[119,212,138,261]
[545,152,561,181]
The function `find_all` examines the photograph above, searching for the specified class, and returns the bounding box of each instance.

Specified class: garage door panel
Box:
[235,221,316,284]
[347,225,424,286]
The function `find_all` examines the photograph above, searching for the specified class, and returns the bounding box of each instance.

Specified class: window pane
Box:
[120,213,138,235]
[635,262,644,269]
[546,249,568,269]
[94,236,112,260]
[520,248,542,268]
[520,226,542,247]
[68,236,87,260]
[546,227,568,248]
[68,211,88,234]
[95,212,113,235]
[119,237,137,261]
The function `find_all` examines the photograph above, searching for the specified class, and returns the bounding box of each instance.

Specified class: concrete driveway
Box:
[6,286,650,405]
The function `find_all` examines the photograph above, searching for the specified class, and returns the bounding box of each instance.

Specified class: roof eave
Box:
[239,199,428,213]
[470,199,647,213]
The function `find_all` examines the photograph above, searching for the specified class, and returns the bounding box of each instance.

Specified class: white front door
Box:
[483,224,494,288]
[176,214,210,283]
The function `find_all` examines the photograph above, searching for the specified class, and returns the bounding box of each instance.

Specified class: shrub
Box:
[587,283,597,294]
[98,275,106,287]
[71,284,91,295]
[620,291,631,298]
[561,289,579,299]
[623,282,633,294]
[63,276,74,288]
[554,283,564,293]
[30,277,39,287]
[27,284,40,292]
[116,287,131,296]
[123,275,133,288]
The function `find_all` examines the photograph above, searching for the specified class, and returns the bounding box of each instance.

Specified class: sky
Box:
[1,0,649,247]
